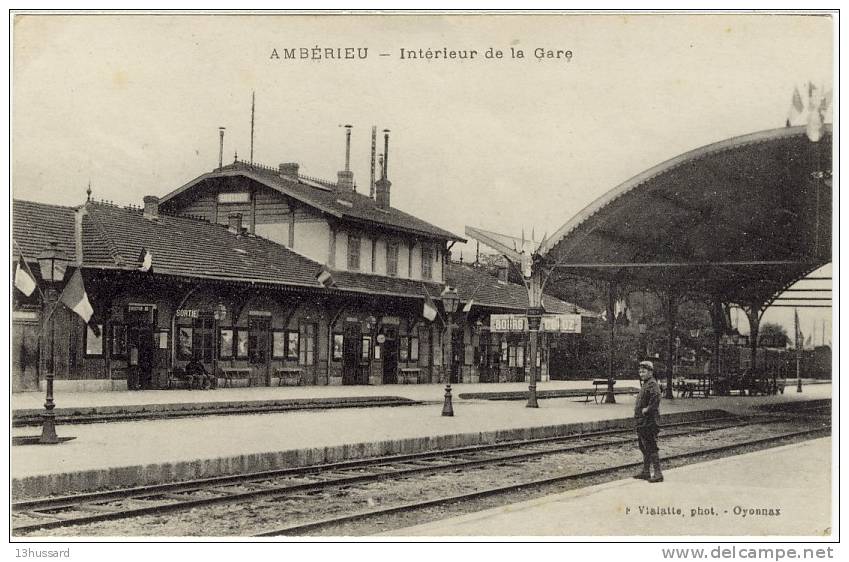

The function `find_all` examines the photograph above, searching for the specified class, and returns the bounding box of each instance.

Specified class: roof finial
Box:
[86,180,92,202]
[234,150,238,163]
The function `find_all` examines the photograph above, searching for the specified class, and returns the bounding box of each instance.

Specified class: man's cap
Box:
[639,360,654,371]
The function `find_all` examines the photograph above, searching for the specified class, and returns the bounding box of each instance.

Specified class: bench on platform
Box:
[167,367,196,390]
[399,368,421,384]
[220,367,253,388]
[275,367,303,386]
[576,379,615,404]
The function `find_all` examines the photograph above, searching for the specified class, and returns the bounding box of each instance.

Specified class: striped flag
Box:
[422,288,437,322]
[60,269,98,335]
[316,265,335,288]
[138,248,153,272]
[14,262,36,297]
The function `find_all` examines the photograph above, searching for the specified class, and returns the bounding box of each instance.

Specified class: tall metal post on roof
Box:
[604,282,617,404]
[370,126,377,199]
[218,127,226,170]
[382,129,390,179]
[250,91,255,165]
[344,124,352,172]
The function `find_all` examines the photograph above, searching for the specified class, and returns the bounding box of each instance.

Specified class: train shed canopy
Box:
[538,126,833,306]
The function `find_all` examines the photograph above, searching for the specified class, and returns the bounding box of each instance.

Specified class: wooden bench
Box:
[275,367,303,387]
[167,367,196,390]
[576,379,615,403]
[399,368,421,384]
[220,367,253,388]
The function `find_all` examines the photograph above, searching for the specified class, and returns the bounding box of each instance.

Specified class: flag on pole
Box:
[138,248,153,272]
[422,288,437,322]
[60,269,100,336]
[316,265,335,288]
[792,86,804,113]
[786,86,806,127]
[462,299,474,314]
[14,262,36,296]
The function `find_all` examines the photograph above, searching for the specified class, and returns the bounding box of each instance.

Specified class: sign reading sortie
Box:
[490,313,581,333]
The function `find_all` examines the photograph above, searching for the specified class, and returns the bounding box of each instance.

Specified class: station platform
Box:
[386,437,833,537]
[11,380,832,499]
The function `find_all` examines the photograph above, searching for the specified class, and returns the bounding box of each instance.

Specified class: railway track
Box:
[12,408,828,536]
[255,426,830,537]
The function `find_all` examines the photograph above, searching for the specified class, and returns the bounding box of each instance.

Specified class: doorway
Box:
[342,322,361,385]
[126,312,154,390]
[382,326,398,384]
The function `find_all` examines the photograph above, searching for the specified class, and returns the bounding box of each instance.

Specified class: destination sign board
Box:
[490,313,581,333]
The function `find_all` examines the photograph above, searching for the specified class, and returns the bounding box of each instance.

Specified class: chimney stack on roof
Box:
[218,127,226,170]
[143,195,160,221]
[279,162,299,178]
[375,129,391,210]
[336,124,355,194]
[228,212,243,235]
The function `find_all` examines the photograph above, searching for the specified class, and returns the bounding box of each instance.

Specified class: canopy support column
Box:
[742,302,766,372]
[604,281,617,404]
[664,290,677,399]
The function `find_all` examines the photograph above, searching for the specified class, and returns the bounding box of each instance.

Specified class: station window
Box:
[361,335,372,361]
[347,234,361,270]
[508,342,525,368]
[236,329,249,359]
[386,242,399,277]
[421,246,433,279]
[333,333,344,361]
[272,330,299,360]
[299,323,316,366]
[219,328,234,359]
[248,317,270,363]
[177,326,193,360]
[193,318,215,362]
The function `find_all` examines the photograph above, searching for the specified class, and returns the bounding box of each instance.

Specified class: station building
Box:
[13,155,590,393]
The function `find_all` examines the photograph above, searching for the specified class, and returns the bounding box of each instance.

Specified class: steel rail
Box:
[254,426,830,537]
[11,413,818,534]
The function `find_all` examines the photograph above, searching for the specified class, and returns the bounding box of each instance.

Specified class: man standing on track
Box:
[634,360,663,483]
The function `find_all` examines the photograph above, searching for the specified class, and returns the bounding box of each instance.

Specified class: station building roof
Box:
[538,125,832,306]
[13,199,580,312]
[159,160,465,244]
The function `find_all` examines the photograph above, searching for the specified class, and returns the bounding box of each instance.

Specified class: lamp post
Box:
[441,286,460,416]
[37,241,71,445]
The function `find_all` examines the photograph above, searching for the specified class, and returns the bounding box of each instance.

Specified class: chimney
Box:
[279,162,299,178]
[218,127,226,170]
[375,129,391,210]
[228,212,243,235]
[143,195,160,221]
[336,124,355,193]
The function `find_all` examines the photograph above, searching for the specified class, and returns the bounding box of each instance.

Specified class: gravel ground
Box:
[18,417,828,538]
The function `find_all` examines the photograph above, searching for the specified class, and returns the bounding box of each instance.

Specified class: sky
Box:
[11,12,835,340]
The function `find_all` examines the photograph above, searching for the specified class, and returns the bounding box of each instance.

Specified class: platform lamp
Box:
[441,286,460,416]
[36,241,73,444]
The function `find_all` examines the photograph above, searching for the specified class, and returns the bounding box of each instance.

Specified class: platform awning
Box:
[539,126,832,305]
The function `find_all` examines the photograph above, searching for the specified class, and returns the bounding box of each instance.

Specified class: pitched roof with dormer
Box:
[158,160,465,243]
